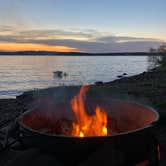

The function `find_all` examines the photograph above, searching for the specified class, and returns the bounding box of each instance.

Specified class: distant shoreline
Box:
[0,51,164,56]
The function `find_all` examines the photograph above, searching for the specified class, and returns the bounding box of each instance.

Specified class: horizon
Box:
[0,50,161,54]
[0,0,165,53]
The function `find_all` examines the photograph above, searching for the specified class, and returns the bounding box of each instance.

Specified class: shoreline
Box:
[1,66,166,119]
[0,72,149,100]
[1,65,166,118]
[1,51,165,56]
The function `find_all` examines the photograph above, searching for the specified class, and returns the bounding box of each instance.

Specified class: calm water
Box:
[0,55,149,98]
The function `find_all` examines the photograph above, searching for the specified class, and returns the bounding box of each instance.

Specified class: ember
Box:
[71,85,108,137]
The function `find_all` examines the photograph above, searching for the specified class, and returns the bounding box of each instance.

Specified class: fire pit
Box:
[18,86,159,165]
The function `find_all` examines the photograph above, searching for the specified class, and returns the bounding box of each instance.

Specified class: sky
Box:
[0,0,165,53]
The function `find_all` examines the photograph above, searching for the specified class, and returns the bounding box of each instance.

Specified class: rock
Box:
[117,75,123,78]
[95,81,104,85]
[53,71,63,78]
[142,71,147,74]
[53,71,68,78]
[123,73,127,76]
[63,72,68,77]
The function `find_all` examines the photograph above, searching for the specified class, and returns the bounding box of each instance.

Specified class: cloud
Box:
[0,25,14,32]
[0,27,163,52]
[96,36,160,43]
[11,29,100,40]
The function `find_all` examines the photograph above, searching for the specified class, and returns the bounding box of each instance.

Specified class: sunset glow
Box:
[0,0,165,52]
[0,42,80,52]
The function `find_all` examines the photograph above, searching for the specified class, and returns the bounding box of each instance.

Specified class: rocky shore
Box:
[0,65,166,165]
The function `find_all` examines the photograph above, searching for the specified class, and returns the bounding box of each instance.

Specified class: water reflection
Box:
[0,56,148,98]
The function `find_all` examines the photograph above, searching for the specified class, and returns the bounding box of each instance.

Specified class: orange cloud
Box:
[0,42,80,52]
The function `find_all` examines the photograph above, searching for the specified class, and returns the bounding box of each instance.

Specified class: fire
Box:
[71,85,108,137]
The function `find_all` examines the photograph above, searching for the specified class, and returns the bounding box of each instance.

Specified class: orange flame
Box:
[71,85,108,137]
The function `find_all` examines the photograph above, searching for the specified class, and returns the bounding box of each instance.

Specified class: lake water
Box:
[0,55,149,98]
